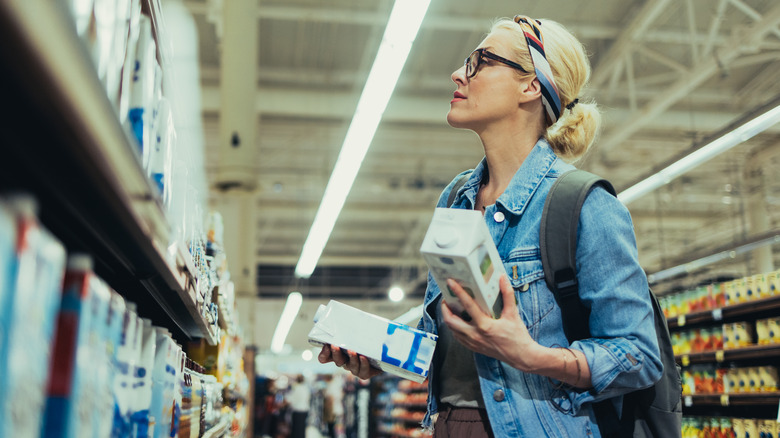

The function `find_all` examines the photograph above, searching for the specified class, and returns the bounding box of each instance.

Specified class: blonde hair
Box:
[491,18,601,161]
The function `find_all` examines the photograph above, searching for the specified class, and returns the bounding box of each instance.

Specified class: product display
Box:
[420,207,507,319]
[309,300,437,383]
[373,376,431,438]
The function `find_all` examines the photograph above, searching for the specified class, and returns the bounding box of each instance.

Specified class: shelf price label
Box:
[720,394,729,406]
[712,308,723,321]
[715,350,725,362]
[684,396,693,407]
[677,315,686,327]
[681,355,690,367]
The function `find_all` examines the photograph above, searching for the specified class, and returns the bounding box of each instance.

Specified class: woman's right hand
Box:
[318,344,383,380]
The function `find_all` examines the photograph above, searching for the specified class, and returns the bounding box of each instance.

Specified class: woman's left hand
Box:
[441,274,542,372]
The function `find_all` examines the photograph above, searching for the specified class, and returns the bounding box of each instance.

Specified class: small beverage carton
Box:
[308,300,437,383]
[420,208,507,319]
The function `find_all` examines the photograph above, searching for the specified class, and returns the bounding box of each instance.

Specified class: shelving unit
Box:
[668,295,780,330]
[373,377,430,438]
[684,392,780,407]
[676,344,780,366]
[0,0,215,344]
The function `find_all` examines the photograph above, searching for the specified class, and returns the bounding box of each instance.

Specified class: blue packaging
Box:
[43,255,110,438]
[0,196,67,437]
[0,202,18,427]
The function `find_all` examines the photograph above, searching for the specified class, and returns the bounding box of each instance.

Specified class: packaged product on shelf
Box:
[0,202,16,383]
[769,317,780,343]
[66,0,95,38]
[118,0,142,125]
[92,0,116,91]
[420,208,507,319]
[722,323,734,349]
[744,419,759,438]
[174,350,186,438]
[150,329,178,438]
[756,318,770,345]
[732,419,745,438]
[113,304,140,437]
[44,255,112,438]
[753,273,769,299]
[0,196,67,438]
[148,97,173,196]
[758,366,778,392]
[130,319,157,437]
[734,277,748,303]
[732,321,754,347]
[308,300,438,383]
[761,419,778,437]
[724,280,736,306]
[128,15,158,163]
[769,270,779,296]
[105,291,128,436]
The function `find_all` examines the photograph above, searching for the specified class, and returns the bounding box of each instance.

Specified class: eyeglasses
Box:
[464,48,528,80]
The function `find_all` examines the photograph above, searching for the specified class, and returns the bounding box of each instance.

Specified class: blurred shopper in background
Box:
[288,374,311,438]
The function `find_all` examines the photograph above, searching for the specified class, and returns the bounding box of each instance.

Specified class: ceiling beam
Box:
[596,2,780,158]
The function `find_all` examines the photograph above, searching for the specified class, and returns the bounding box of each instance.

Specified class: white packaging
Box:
[67,0,96,38]
[150,329,174,438]
[0,196,67,437]
[105,291,127,437]
[113,304,139,437]
[119,0,143,125]
[308,300,437,383]
[131,319,157,437]
[128,15,157,161]
[420,208,507,319]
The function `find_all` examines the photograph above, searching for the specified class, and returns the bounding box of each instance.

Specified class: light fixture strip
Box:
[270,291,303,353]
[294,0,431,279]
[618,103,780,205]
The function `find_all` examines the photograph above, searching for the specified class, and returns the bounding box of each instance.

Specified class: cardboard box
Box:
[420,208,507,319]
[308,300,437,383]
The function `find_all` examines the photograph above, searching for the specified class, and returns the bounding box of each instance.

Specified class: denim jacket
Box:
[418,139,663,437]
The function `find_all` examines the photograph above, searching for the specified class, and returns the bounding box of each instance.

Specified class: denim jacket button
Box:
[493,389,505,402]
[493,211,505,223]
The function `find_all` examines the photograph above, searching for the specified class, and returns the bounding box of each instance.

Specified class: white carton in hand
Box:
[308,301,437,383]
[420,208,507,319]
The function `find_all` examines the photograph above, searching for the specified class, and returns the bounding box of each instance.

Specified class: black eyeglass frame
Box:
[464,48,528,79]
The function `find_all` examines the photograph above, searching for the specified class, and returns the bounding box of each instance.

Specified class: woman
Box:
[319,15,662,437]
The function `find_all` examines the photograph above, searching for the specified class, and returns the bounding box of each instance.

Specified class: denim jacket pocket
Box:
[502,256,549,331]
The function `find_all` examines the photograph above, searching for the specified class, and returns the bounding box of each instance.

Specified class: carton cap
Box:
[434,226,459,248]
[313,304,327,323]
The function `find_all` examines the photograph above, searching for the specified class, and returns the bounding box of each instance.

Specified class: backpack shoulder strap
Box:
[540,169,616,343]
[447,172,472,207]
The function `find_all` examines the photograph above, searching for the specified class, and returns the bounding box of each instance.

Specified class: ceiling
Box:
[183,0,780,351]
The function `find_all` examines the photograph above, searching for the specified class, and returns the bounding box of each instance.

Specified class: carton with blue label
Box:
[308,300,437,383]
[420,208,507,320]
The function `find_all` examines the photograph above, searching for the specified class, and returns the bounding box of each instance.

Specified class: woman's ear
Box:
[518,77,542,104]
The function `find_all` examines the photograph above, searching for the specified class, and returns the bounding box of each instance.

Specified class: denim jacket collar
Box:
[458,138,558,217]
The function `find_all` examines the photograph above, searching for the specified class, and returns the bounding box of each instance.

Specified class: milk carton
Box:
[420,208,507,319]
[308,300,437,383]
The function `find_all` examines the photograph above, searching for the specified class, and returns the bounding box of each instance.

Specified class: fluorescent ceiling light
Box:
[270,291,303,354]
[618,103,780,205]
[388,286,405,302]
[294,0,432,278]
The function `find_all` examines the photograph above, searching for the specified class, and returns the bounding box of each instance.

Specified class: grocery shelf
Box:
[377,416,425,425]
[683,392,780,407]
[394,402,428,409]
[0,0,214,343]
[667,295,780,329]
[676,344,780,366]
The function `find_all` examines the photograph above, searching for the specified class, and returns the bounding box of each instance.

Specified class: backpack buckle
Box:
[553,267,578,297]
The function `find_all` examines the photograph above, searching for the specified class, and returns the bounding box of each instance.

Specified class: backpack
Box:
[447,169,682,438]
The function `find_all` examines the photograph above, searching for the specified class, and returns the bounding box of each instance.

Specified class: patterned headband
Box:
[513,15,562,125]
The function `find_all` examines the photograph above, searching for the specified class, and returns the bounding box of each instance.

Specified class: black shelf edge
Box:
[667,295,780,329]
[676,344,780,366]
[684,392,780,406]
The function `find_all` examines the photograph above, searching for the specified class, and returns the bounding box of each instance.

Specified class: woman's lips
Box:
[451,91,466,103]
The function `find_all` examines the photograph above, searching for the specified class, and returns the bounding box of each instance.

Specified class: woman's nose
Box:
[452,65,467,84]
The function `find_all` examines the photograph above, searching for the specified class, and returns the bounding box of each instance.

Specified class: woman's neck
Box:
[478,127,539,194]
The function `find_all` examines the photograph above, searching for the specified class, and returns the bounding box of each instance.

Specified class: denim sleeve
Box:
[560,187,663,413]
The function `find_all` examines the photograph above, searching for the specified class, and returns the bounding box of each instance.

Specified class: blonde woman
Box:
[321,16,662,437]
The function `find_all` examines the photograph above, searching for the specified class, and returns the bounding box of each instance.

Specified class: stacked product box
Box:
[0,196,67,437]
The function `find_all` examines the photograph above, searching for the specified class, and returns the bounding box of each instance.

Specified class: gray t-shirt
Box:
[433,297,485,409]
